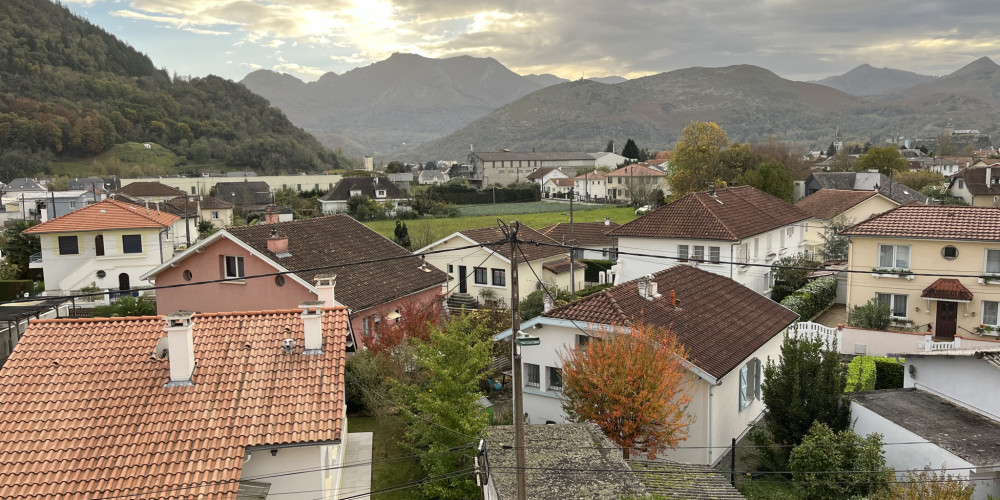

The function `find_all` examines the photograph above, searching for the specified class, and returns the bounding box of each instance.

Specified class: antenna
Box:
[151,336,169,360]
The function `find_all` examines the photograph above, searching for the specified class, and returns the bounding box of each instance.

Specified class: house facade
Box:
[495,265,799,466]
[605,164,670,204]
[0,307,352,500]
[416,225,585,305]
[25,199,178,295]
[804,172,929,205]
[142,215,448,343]
[794,189,898,257]
[574,171,608,202]
[418,169,448,185]
[948,166,1000,206]
[526,167,570,187]
[542,177,574,198]
[842,205,1000,340]
[610,187,811,296]
[468,152,595,187]
[588,151,629,168]
[319,176,406,215]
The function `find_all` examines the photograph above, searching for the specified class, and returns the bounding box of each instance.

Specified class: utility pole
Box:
[508,221,527,500]
[569,187,575,298]
[183,193,191,247]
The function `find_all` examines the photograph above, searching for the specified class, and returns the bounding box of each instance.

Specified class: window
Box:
[984,301,999,326]
[987,249,1000,274]
[739,358,762,410]
[275,275,285,287]
[547,367,563,391]
[942,245,958,260]
[878,244,910,269]
[709,246,721,264]
[362,316,371,336]
[224,255,245,278]
[376,189,387,198]
[211,211,220,220]
[69,201,77,209]
[94,235,105,256]
[122,234,142,254]
[786,226,794,238]
[447,264,454,273]
[678,244,689,262]
[474,267,488,284]
[753,238,759,259]
[692,245,705,262]
[58,236,79,255]
[491,268,506,286]
[876,293,908,318]
[525,364,540,388]
[577,335,590,350]
[958,179,965,189]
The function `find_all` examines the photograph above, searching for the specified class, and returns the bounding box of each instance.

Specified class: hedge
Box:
[426,182,540,205]
[0,280,33,301]
[845,356,876,392]
[779,276,838,321]
[873,358,904,389]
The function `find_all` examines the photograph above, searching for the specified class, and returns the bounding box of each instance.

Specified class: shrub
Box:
[519,287,573,320]
[878,466,975,499]
[845,356,876,392]
[779,276,837,320]
[0,280,34,301]
[873,358,904,390]
[848,298,892,330]
[789,422,891,500]
[426,182,540,205]
[92,295,156,317]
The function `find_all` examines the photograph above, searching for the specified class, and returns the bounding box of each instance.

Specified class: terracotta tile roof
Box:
[526,167,558,180]
[319,177,403,202]
[609,186,810,241]
[840,205,1000,241]
[540,221,621,247]
[795,189,880,220]
[0,308,348,499]
[541,256,586,274]
[24,198,179,234]
[459,225,567,263]
[921,278,974,301]
[544,265,797,378]
[547,177,574,187]
[605,164,666,177]
[574,171,608,180]
[226,215,447,312]
[117,181,187,197]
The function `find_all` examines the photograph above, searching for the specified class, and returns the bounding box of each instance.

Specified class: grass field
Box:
[455,200,608,217]
[349,416,424,500]
[49,142,216,177]
[364,204,636,248]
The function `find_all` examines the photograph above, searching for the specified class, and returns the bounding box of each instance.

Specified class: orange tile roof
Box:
[841,205,1000,241]
[921,278,974,301]
[24,198,180,234]
[605,164,665,177]
[795,189,879,220]
[0,308,348,499]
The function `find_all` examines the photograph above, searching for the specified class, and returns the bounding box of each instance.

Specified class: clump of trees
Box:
[789,422,891,500]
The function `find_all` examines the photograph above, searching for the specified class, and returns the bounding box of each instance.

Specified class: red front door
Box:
[936,301,958,339]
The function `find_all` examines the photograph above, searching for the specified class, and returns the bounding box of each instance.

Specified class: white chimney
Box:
[300,301,325,354]
[988,167,993,185]
[543,293,554,312]
[647,281,661,301]
[164,311,196,386]
[314,274,337,305]
[637,277,648,299]
[604,217,610,226]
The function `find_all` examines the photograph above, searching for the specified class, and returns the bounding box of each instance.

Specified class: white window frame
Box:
[983,301,999,326]
[211,211,220,220]
[525,363,540,388]
[709,246,721,264]
[878,244,911,270]
[677,244,689,262]
[986,249,1000,274]
[876,292,908,319]
[692,245,705,262]
[739,358,762,411]
[547,366,563,392]
[224,255,245,279]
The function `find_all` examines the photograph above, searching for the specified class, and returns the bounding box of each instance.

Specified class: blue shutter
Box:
[754,358,762,401]
[739,364,748,410]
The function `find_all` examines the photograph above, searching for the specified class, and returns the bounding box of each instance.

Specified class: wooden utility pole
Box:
[509,221,527,500]
[569,187,575,298]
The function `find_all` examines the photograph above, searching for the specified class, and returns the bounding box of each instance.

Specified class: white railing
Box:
[791,321,842,352]
[917,335,961,352]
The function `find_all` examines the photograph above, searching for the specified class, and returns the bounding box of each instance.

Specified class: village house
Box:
[214,180,273,213]
[25,198,178,295]
[605,164,670,204]
[804,172,929,205]
[116,180,187,203]
[542,177,574,198]
[142,215,447,343]
[947,165,1000,206]
[794,189,898,257]
[574,171,608,202]
[841,204,1000,340]
[525,166,570,187]
[588,151,629,168]
[610,186,811,296]
[0,306,354,500]
[417,169,449,185]
[495,265,799,466]
[319,176,406,215]
[539,219,621,261]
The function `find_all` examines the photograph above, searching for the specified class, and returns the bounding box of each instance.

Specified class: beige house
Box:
[416,225,584,306]
[947,165,1000,206]
[605,164,670,205]
[842,205,1000,340]
[795,189,898,257]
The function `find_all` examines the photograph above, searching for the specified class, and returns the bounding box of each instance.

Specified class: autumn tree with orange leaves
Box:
[560,323,693,459]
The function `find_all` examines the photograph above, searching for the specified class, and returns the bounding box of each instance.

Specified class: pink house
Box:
[142,215,448,345]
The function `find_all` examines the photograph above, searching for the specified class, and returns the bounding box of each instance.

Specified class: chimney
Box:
[670,289,677,307]
[267,229,288,255]
[265,205,280,224]
[543,293,554,312]
[164,311,196,386]
[300,301,325,354]
[988,166,993,185]
[646,280,662,301]
[604,217,610,226]
[314,274,337,306]
[637,277,649,299]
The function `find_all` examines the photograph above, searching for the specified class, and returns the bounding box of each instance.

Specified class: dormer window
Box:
[375,189,387,198]
[349,189,362,197]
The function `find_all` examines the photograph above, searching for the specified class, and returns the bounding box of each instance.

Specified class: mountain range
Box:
[814,64,938,95]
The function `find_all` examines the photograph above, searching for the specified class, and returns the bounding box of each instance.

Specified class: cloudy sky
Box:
[62,0,1000,83]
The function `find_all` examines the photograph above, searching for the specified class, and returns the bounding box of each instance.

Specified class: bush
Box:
[92,295,156,317]
[789,422,891,500]
[845,356,876,392]
[779,276,837,320]
[345,349,389,415]
[426,182,540,205]
[878,466,975,499]
[873,358,904,389]
[0,280,33,301]
[519,288,573,321]
[848,298,892,330]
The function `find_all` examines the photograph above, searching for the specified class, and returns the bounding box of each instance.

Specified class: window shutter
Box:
[754,359,762,401]
[739,365,748,410]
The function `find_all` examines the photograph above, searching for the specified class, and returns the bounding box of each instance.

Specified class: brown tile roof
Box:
[574,171,608,180]
[459,225,567,262]
[951,167,1000,196]
[609,186,810,241]
[605,164,666,177]
[526,167,558,180]
[542,257,586,274]
[0,308,348,499]
[165,194,234,212]
[227,215,447,312]
[921,278,974,301]
[795,189,880,220]
[24,198,179,234]
[544,265,798,379]
[117,181,187,197]
[840,204,1000,241]
[540,221,621,247]
[547,178,574,187]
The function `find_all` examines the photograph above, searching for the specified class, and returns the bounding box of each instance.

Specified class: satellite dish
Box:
[152,336,169,360]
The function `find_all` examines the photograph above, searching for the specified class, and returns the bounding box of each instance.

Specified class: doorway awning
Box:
[921,278,973,302]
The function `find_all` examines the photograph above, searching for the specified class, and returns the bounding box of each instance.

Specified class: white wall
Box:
[121,174,344,196]
[38,228,173,293]
[905,356,1000,420]
[241,441,343,499]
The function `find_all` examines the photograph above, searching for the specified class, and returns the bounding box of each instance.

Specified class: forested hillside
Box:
[0,0,342,181]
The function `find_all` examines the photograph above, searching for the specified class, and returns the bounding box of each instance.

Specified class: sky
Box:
[61,0,1000,84]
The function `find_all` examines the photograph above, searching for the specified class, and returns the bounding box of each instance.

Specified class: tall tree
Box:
[604,139,615,153]
[856,145,908,176]
[819,215,853,261]
[0,220,40,279]
[826,142,837,157]
[762,332,849,448]
[560,323,693,459]
[397,314,492,500]
[668,121,730,198]
[621,138,640,160]
[393,219,411,250]
[739,162,794,202]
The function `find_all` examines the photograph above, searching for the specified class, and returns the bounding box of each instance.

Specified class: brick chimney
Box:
[164,311,196,387]
[264,205,280,224]
[300,301,325,354]
[267,229,289,255]
[314,274,337,305]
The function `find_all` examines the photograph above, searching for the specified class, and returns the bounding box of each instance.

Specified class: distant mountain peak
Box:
[949,56,1000,77]
[815,64,937,96]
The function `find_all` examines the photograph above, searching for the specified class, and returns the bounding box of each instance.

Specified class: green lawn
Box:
[365,204,636,248]
[349,416,425,500]
[455,200,608,217]
[737,476,798,500]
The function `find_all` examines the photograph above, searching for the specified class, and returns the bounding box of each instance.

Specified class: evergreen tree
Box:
[393,219,411,250]
[605,139,615,153]
[826,142,837,157]
[622,138,640,160]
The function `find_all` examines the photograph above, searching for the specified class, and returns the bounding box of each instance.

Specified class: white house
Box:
[539,219,621,261]
[574,171,608,202]
[319,176,407,214]
[588,152,629,169]
[542,177,574,198]
[495,265,799,465]
[526,167,571,188]
[610,186,811,296]
[25,198,179,295]
[418,169,449,185]
[852,348,1000,499]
